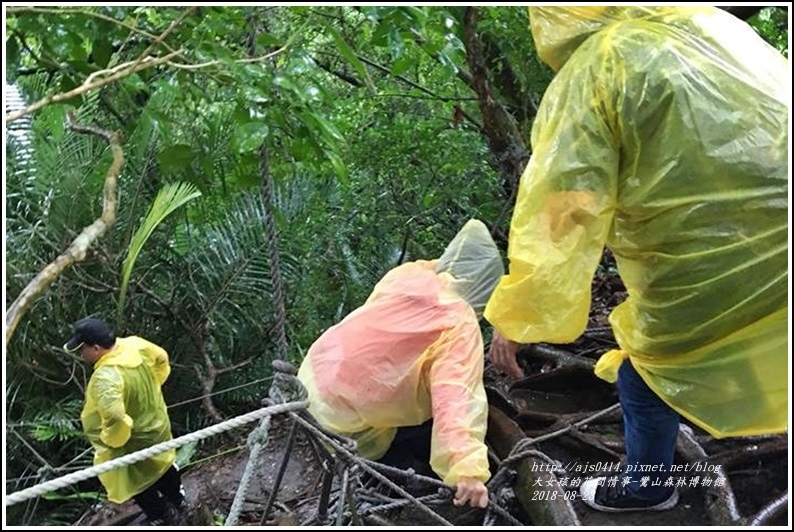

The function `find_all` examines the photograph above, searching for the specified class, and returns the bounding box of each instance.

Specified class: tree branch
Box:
[5,113,124,348]
[315,58,365,87]
[7,7,171,50]
[6,7,196,123]
[351,53,482,131]
[5,50,182,123]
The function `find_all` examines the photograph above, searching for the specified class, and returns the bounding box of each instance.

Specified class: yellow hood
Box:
[528,6,710,71]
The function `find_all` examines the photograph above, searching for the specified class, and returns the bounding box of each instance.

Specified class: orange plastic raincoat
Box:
[298,220,503,486]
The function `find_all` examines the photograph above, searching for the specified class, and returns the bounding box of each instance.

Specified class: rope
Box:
[5,400,307,507]
[290,412,454,526]
[224,415,272,526]
[225,362,305,526]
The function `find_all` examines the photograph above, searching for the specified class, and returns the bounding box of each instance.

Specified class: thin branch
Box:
[10,29,62,70]
[216,357,254,375]
[350,52,483,130]
[5,113,123,347]
[7,7,168,48]
[128,6,197,73]
[315,59,365,88]
[166,47,288,71]
[17,357,79,387]
[406,27,475,90]
[5,50,182,123]
[7,7,195,123]
[374,92,478,102]
[10,428,53,470]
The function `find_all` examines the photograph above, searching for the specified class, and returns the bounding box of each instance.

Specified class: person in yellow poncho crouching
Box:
[298,219,504,509]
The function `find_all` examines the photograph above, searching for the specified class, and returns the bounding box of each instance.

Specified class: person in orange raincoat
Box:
[298,219,504,509]
[485,6,787,514]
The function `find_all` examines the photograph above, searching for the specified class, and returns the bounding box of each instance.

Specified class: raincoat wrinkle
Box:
[81,336,175,502]
[299,220,503,486]
[485,6,788,437]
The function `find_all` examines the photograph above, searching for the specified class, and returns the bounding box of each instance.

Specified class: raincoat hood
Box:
[435,219,503,319]
[529,6,710,71]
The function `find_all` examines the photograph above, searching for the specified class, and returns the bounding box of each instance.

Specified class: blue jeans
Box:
[617,359,680,501]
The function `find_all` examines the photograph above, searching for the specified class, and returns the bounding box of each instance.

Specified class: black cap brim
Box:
[63,337,84,352]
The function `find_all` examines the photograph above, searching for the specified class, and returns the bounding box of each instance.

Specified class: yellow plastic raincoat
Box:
[298,220,503,486]
[81,336,176,503]
[484,7,788,438]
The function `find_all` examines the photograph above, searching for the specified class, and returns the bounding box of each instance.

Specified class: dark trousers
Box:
[617,359,680,501]
[133,464,185,520]
[378,419,437,479]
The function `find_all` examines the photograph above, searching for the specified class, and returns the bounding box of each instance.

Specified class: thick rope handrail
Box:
[5,400,307,507]
[224,415,272,526]
[225,363,304,525]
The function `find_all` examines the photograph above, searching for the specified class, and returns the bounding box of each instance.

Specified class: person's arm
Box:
[90,367,133,448]
[484,57,619,351]
[427,315,490,508]
[139,338,171,385]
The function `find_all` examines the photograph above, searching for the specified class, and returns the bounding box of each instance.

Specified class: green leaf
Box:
[91,38,113,68]
[390,55,415,77]
[299,110,344,148]
[42,491,103,502]
[324,150,348,184]
[256,33,282,48]
[118,182,202,319]
[232,121,269,153]
[422,191,437,208]
[38,105,68,144]
[157,144,194,173]
[121,72,148,92]
[324,24,376,95]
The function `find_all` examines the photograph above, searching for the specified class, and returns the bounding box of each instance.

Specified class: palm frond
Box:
[28,398,84,443]
[118,182,202,319]
[180,193,301,355]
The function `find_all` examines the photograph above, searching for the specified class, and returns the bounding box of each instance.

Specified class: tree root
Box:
[676,424,741,525]
[747,491,788,526]
[487,407,581,526]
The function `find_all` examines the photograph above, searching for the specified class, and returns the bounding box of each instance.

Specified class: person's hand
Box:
[489,329,523,379]
[453,477,489,508]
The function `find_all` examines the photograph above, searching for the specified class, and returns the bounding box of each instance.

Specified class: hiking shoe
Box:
[579,476,678,513]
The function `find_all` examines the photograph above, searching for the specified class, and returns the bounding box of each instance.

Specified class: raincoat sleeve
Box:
[484,59,618,344]
[427,316,490,486]
[89,366,133,448]
[138,338,170,386]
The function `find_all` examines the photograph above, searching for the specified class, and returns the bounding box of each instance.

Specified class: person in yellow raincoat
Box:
[64,317,186,524]
[485,6,788,513]
[298,219,504,509]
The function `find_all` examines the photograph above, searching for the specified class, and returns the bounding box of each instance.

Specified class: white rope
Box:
[224,415,272,526]
[5,400,308,507]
